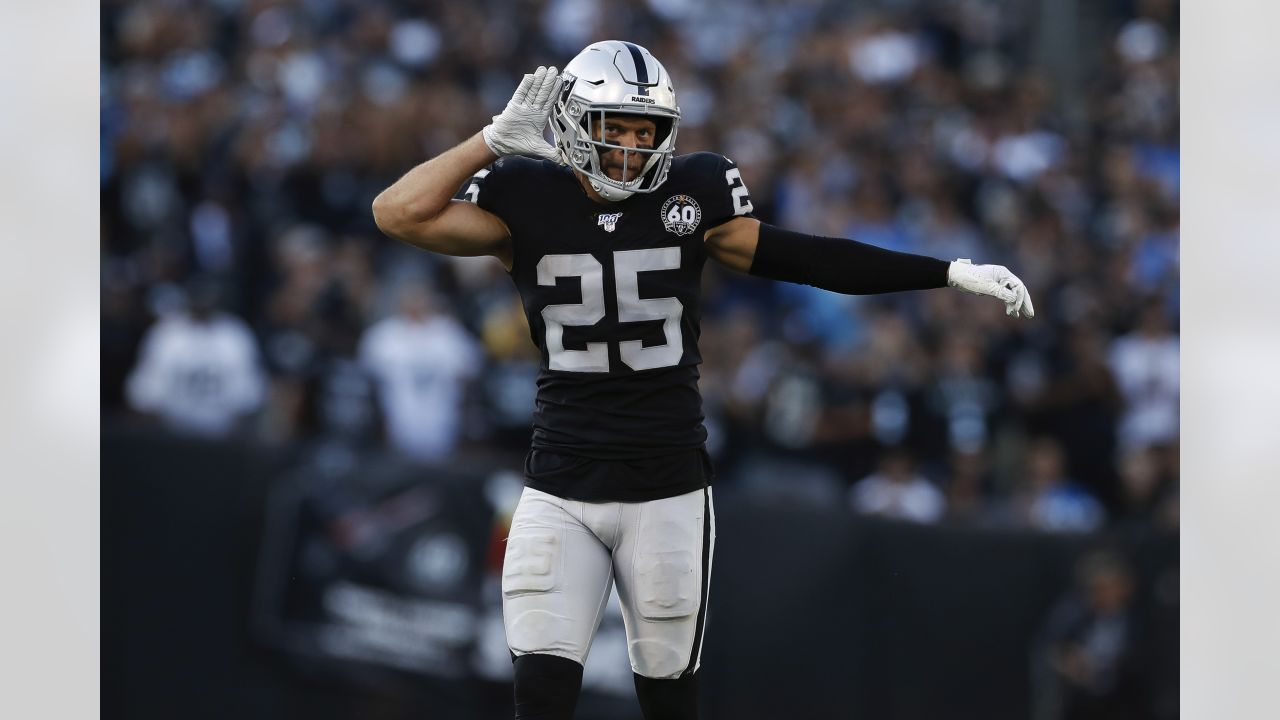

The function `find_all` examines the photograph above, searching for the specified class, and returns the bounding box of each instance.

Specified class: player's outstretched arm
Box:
[705,217,1034,318]
[371,66,563,269]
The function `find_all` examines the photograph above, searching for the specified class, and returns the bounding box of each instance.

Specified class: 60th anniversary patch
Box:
[660,195,702,236]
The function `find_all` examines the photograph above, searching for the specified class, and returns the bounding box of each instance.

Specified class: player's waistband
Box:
[522,445,713,503]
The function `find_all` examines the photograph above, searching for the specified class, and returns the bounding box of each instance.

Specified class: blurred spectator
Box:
[1019,323,1124,508]
[256,227,379,444]
[1033,552,1146,720]
[915,188,986,262]
[850,448,945,523]
[102,262,149,410]
[1112,441,1179,537]
[475,294,541,450]
[943,448,991,522]
[999,437,1105,533]
[1108,299,1179,450]
[1115,445,1163,526]
[125,278,266,436]
[358,282,480,462]
[1154,441,1180,533]
[924,334,998,458]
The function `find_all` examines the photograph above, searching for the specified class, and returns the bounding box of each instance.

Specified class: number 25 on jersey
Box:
[537,248,682,373]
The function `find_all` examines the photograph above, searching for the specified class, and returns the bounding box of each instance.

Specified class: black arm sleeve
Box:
[747,223,950,295]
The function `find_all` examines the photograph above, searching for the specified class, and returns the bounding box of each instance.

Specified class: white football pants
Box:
[501,486,715,679]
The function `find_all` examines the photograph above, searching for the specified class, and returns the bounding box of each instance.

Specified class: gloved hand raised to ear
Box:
[482,66,563,161]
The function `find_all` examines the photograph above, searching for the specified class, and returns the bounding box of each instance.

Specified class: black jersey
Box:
[458,152,754,495]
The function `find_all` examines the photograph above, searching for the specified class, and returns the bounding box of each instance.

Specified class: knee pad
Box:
[513,653,583,720]
[634,672,699,720]
[628,626,697,680]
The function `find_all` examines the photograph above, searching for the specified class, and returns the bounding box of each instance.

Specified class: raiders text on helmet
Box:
[551,41,680,202]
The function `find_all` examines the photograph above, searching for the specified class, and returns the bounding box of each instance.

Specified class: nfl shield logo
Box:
[597,212,623,233]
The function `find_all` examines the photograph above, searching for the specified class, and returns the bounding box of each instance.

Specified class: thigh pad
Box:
[634,522,700,620]
[502,526,561,597]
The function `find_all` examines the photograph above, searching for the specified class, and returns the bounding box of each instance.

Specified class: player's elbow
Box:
[371,192,406,234]
[372,192,431,239]
[704,217,761,274]
[372,194,456,253]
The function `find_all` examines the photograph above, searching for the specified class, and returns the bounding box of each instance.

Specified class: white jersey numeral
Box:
[614,247,684,371]
[537,254,609,372]
[463,168,490,204]
[537,248,685,373]
[725,166,753,216]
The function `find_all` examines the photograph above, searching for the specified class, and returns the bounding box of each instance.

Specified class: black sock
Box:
[633,672,699,720]
[512,653,584,720]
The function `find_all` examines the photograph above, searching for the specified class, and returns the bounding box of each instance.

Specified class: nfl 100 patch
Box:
[660,195,701,236]
[597,212,623,233]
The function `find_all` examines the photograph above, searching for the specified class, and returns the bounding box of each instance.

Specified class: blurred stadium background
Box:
[101,0,1178,718]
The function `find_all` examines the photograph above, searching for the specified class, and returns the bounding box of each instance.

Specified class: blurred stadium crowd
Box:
[100,0,1179,536]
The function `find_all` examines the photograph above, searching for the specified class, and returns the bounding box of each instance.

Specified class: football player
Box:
[372,40,1033,720]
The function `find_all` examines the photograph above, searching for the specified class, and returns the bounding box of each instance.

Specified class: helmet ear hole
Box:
[578,110,602,142]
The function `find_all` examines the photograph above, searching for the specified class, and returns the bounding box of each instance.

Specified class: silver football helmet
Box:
[551,41,680,202]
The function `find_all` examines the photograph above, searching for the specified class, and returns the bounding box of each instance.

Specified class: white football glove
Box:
[947,259,1035,318]
[481,66,562,161]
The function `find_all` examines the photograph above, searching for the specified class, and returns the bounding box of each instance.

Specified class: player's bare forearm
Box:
[374,132,495,227]
[371,134,513,267]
